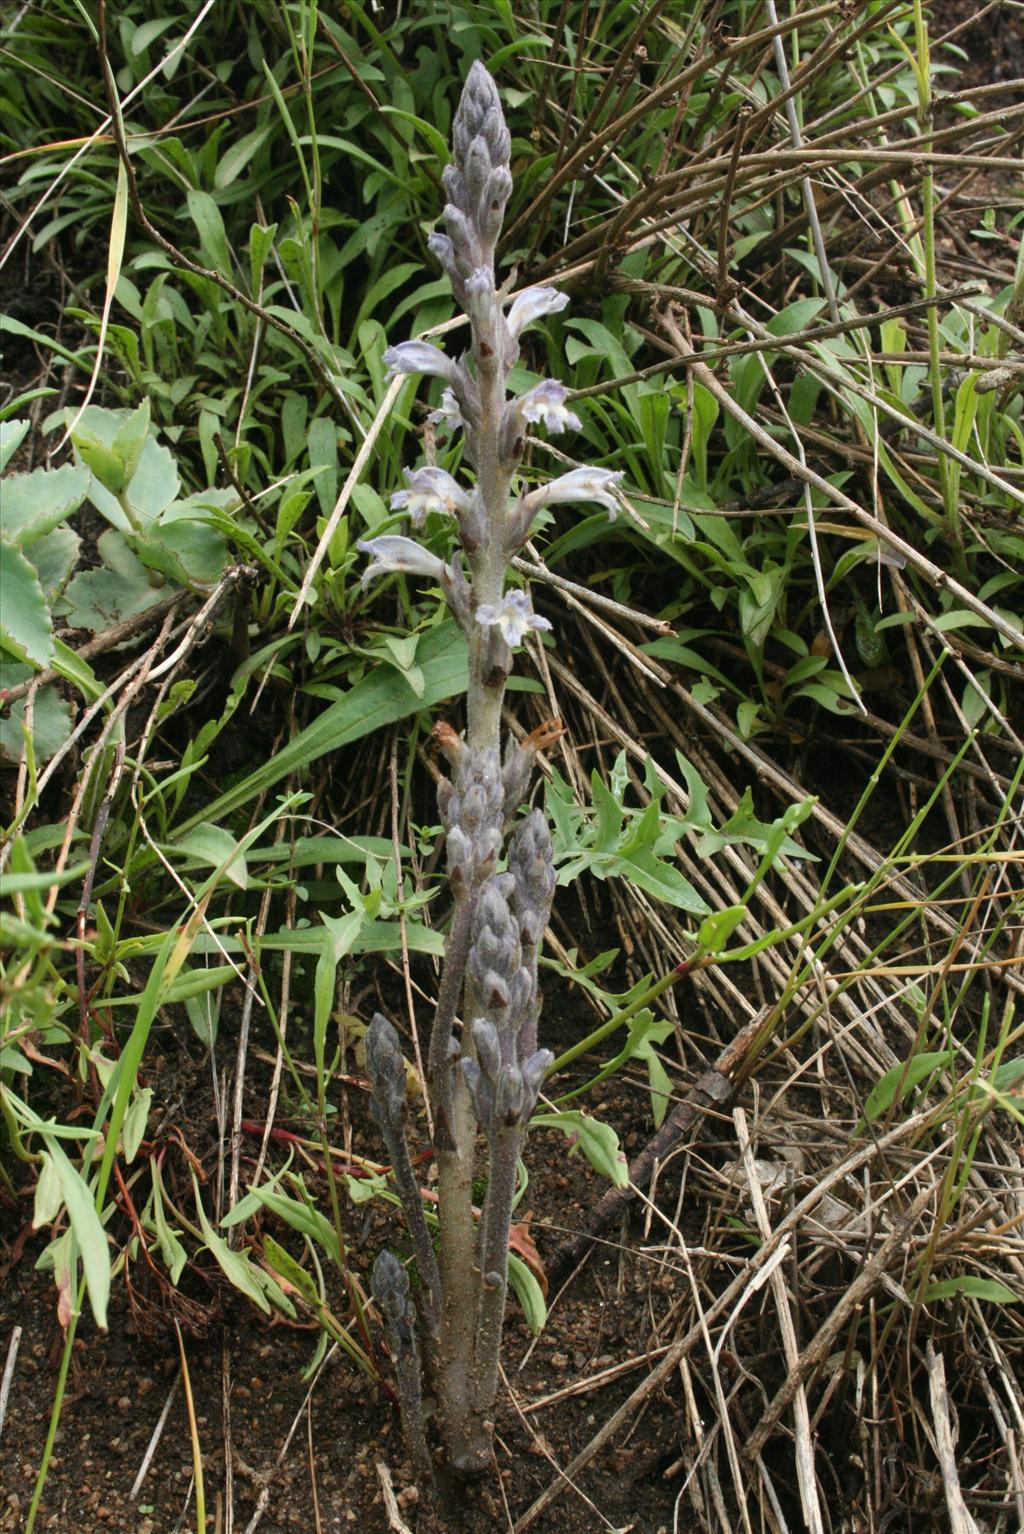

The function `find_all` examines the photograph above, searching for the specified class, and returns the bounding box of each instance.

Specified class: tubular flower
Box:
[506,287,569,342]
[475,589,552,648]
[357,535,448,588]
[513,379,582,435]
[384,341,460,385]
[391,467,471,527]
[523,466,625,519]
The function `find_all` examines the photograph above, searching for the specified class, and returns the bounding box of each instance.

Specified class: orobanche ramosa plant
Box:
[357,62,623,1478]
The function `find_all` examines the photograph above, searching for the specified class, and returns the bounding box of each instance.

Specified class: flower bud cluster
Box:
[466,878,527,1024]
[437,746,504,893]
[372,1249,417,1354]
[365,1012,407,1134]
[462,1016,551,1131]
[427,61,512,309]
[506,809,556,1055]
[460,875,553,1131]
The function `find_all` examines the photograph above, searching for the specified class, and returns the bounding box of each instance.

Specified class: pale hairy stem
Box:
[435,1080,484,1471]
[470,1123,521,1424]
[389,1327,434,1484]
[425,897,474,1150]
[466,352,512,749]
[435,350,516,1474]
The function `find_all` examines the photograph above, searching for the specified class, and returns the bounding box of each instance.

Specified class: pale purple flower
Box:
[523,467,625,519]
[506,287,569,341]
[391,467,471,527]
[384,341,458,385]
[514,379,582,435]
[357,535,447,588]
[428,387,465,434]
[475,589,552,648]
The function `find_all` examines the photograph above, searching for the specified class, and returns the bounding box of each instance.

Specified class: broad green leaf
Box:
[160,964,236,1004]
[0,463,91,546]
[62,530,168,631]
[562,1010,675,1128]
[767,297,825,337]
[150,1177,187,1284]
[185,990,219,1049]
[377,108,448,162]
[314,910,364,1083]
[696,787,814,861]
[32,528,82,600]
[215,125,273,189]
[531,1110,629,1187]
[69,426,126,494]
[222,1184,341,1266]
[186,189,234,279]
[129,16,177,53]
[308,416,338,517]
[345,1170,390,1205]
[992,1057,1024,1093]
[111,400,151,490]
[194,1182,295,1317]
[67,410,179,531]
[249,220,279,297]
[0,538,53,666]
[0,669,74,764]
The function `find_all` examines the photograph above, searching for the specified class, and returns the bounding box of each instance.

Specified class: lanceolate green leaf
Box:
[860,1049,953,1128]
[507,1252,547,1335]
[40,1134,110,1331]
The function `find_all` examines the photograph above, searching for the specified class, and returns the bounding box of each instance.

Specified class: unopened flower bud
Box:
[522,1048,554,1110]
[481,970,510,1014]
[461,783,488,833]
[445,826,472,881]
[509,966,533,1021]
[479,167,513,245]
[441,203,481,277]
[460,1055,493,1126]
[470,1017,502,1080]
[464,137,491,208]
[495,1064,525,1126]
